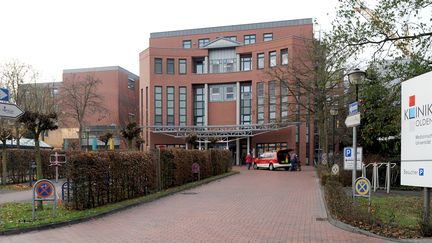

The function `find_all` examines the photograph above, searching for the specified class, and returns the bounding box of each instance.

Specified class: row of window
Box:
[154,86,187,126]
[256,81,291,124]
[155,58,187,75]
[154,48,287,75]
[154,81,289,126]
[182,33,274,48]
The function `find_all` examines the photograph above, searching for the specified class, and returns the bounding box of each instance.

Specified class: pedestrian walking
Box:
[245,153,253,170]
[290,149,298,171]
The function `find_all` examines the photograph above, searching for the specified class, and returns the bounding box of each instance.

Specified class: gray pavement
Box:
[0,166,392,242]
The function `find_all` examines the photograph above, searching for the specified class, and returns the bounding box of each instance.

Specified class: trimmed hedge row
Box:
[66,151,156,210]
[0,149,60,184]
[66,149,232,210]
[159,149,232,189]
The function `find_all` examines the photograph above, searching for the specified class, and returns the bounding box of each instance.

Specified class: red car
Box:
[253,149,291,171]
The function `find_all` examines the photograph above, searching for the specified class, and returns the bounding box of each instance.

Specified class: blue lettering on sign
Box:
[345,148,352,157]
[419,168,424,176]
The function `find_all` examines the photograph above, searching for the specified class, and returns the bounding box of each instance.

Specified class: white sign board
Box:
[401,71,432,187]
[344,147,363,170]
[345,113,361,127]
[349,102,359,115]
[0,103,24,118]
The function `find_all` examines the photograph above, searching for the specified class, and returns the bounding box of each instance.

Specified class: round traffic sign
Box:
[35,180,54,199]
[355,178,370,196]
[331,164,339,175]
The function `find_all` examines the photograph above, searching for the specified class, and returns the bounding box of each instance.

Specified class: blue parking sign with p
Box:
[345,148,352,157]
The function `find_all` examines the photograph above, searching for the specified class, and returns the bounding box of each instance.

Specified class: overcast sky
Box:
[0,0,339,82]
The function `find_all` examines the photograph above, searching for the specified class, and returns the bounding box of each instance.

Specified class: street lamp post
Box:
[330,107,338,165]
[347,68,366,198]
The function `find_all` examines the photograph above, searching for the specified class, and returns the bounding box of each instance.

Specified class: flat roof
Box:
[63,66,139,80]
[150,18,313,38]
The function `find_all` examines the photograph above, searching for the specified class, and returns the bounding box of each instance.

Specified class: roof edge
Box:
[150,18,313,39]
[63,66,139,80]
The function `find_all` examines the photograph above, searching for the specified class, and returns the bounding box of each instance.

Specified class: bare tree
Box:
[0,120,13,185]
[58,74,106,149]
[265,37,351,158]
[0,60,34,148]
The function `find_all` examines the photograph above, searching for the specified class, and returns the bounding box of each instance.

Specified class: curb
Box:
[315,169,410,243]
[0,170,239,236]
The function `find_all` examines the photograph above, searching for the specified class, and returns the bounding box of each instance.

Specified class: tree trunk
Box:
[15,127,20,149]
[34,134,42,180]
[1,142,7,185]
[128,139,133,151]
[34,134,44,209]
[78,125,83,151]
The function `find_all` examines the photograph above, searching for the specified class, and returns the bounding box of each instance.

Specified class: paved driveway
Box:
[1,166,390,242]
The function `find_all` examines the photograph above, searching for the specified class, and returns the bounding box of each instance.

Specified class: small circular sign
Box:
[192,163,200,174]
[355,178,370,196]
[331,164,339,175]
[35,180,54,199]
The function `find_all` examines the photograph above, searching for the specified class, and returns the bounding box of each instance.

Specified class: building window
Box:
[263,33,273,41]
[240,84,252,125]
[193,57,205,74]
[209,86,222,102]
[209,84,236,102]
[179,87,187,126]
[281,48,288,65]
[244,34,256,45]
[269,51,277,67]
[128,78,135,90]
[155,58,162,74]
[224,85,236,101]
[225,36,237,41]
[257,53,264,69]
[154,86,162,125]
[179,59,187,74]
[198,38,210,47]
[183,40,192,48]
[240,54,252,71]
[167,87,175,126]
[194,86,205,126]
[167,58,175,74]
[281,81,289,121]
[128,113,136,123]
[257,82,265,124]
[269,81,276,122]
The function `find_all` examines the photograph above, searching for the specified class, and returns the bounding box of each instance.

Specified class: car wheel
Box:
[253,163,258,170]
[284,167,290,171]
[269,163,274,171]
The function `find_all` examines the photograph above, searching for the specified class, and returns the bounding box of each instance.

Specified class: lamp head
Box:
[347,68,366,85]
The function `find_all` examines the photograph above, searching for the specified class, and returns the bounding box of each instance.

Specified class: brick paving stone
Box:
[0,166,392,243]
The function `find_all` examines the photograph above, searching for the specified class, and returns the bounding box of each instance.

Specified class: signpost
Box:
[0,88,9,102]
[401,71,432,226]
[345,101,361,198]
[0,103,24,119]
[343,147,363,170]
[192,163,200,181]
[354,177,372,212]
[331,164,340,175]
[32,179,57,221]
[50,152,67,183]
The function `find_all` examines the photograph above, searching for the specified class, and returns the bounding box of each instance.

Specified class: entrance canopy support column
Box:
[236,139,240,166]
[247,137,250,155]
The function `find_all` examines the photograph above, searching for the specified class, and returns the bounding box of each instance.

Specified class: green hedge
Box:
[159,149,231,189]
[65,151,156,210]
[0,149,59,184]
[66,149,231,210]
